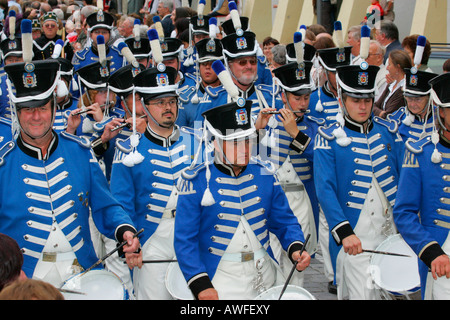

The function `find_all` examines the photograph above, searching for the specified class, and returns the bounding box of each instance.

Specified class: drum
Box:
[369,234,420,298]
[254,285,316,300]
[61,269,129,300]
[165,262,194,300]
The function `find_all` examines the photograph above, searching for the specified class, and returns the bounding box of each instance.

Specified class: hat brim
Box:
[16,96,53,109]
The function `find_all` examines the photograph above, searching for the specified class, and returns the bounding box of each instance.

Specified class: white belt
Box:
[221,248,266,262]
[40,251,77,263]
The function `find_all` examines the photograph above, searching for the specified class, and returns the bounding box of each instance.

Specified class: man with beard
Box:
[109,65,203,299]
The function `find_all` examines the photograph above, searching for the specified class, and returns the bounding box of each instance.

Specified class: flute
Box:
[110,115,147,132]
[261,110,307,115]
[71,101,116,116]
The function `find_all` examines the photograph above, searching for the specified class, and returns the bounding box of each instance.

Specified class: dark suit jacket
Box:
[161,14,174,38]
[383,39,402,64]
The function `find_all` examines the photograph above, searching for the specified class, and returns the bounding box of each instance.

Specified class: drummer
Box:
[393,72,450,300]
[109,65,203,300]
[313,61,404,299]
[174,99,311,300]
[0,58,141,289]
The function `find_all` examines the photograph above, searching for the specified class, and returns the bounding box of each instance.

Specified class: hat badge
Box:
[235,108,248,125]
[296,63,306,80]
[206,39,216,53]
[236,37,247,50]
[8,40,17,50]
[99,65,109,78]
[409,74,418,86]
[22,63,37,88]
[358,72,369,86]
[156,73,169,87]
[97,10,105,22]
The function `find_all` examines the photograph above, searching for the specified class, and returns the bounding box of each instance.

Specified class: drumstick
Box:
[278,234,310,300]
[123,259,178,264]
[58,288,87,295]
[80,228,143,276]
[362,249,411,257]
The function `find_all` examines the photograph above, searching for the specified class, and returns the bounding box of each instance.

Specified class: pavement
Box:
[302,248,337,300]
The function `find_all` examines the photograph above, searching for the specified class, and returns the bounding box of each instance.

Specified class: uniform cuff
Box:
[188,273,214,299]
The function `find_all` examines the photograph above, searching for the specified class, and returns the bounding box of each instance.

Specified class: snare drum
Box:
[165,262,194,300]
[61,269,129,300]
[254,285,316,300]
[369,234,420,298]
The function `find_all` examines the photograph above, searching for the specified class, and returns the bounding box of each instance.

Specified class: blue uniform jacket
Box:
[393,135,450,298]
[0,131,136,277]
[174,158,305,296]
[313,116,404,275]
[110,125,203,245]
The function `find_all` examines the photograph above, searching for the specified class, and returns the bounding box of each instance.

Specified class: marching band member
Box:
[110,65,202,299]
[193,9,281,123]
[174,99,310,300]
[313,54,404,299]
[393,72,450,300]
[177,34,223,128]
[53,58,79,134]
[388,36,438,142]
[0,56,140,289]
[256,32,320,286]
[308,22,352,127]
[72,8,125,97]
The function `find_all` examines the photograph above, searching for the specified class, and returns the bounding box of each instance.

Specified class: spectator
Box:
[402,34,433,72]
[375,20,402,64]
[365,40,388,101]
[443,59,450,73]
[363,0,384,24]
[157,0,175,38]
[262,36,280,67]
[0,279,64,300]
[373,49,412,118]
[379,0,395,22]
[347,25,362,65]
[269,44,286,72]
[0,234,27,293]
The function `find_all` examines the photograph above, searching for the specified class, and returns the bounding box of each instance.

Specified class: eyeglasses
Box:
[231,57,258,66]
[43,24,57,28]
[147,99,178,108]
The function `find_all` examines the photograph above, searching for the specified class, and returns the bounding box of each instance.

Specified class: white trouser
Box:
[212,216,284,299]
[133,218,175,300]
[336,176,395,300]
[425,231,450,300]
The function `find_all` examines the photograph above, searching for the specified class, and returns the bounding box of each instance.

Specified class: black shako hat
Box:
[86,10,115,31]
[403,68,439,97]
[317,46,352,71]
[125,37,151,59]
[0,37,22,59]
[429,72,450,107]
[272,61,314,95]
[190,15,211,35]
[5,59,60,108]
[286,42,316,63]
[133,66,178,102]
[108,63,145,98]
[221,31,258,59]
[202,100,255,141]
[221,17,250,36]
[195,37,223,63]
[336,64,380,99]
[76,61,111,89]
